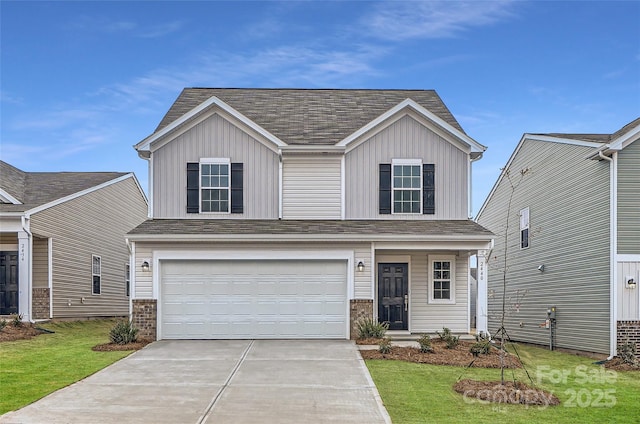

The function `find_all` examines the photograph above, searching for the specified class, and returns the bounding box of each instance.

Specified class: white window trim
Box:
[92,255,101,295]
[519,207,530,250]
[391,158,422,214]
[199,158,231,214]
[428,255,455,304]
[125,263,131,297]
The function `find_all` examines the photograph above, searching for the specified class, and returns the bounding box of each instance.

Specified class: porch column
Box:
[476,250,489,335]
[17,231,31,321]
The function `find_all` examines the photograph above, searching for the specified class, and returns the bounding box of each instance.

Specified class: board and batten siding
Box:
[32,237,49,289]
[152,113,279,219]
[477,139,611,354]
[282,157,342,219]
[29,177,148,318]
[617,139,640,254]
[133,241,372,300]
[345,114,469,220]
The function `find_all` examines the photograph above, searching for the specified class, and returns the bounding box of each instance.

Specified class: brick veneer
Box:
[32,288,50,319]
[132,299,157,341]
[350,299,374,339]
[617,320,640,358]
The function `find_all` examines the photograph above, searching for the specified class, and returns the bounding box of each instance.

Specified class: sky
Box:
[1,0,639,216]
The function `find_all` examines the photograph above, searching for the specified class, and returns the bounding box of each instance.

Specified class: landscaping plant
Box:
[417,334,433,353]
[378,337,392,354]
[617,338,639,366]
[11,314,23,327]
[109,320,138,345]
[436,327,459,349]
[356,317,389,339]
[0,319,6,332]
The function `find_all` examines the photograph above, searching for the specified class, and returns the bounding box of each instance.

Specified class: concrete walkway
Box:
[1,340,390,424]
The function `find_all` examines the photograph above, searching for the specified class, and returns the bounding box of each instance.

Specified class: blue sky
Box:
[2,1,639,215]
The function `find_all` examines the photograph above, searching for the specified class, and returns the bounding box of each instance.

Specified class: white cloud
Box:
[363,0,518,41]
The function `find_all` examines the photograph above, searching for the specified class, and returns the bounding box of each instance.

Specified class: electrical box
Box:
[547,306,556,320]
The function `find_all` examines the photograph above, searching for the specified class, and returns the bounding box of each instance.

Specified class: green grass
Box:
[366,344,640,423]
[0,319,134,414]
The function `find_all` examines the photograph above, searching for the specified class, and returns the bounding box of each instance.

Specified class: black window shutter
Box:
[186,162,199,213]
[379,164,391,215]
[423,163,435,214]
[231,163,243,214]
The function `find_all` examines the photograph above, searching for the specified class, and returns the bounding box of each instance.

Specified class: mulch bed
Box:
[360,339,522,368]
[92,340,152,352]
[602,357,640,371]
[454,379,560,406]
[0,323,45,342]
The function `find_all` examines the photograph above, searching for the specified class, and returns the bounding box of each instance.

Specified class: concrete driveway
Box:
[1,340,390,424]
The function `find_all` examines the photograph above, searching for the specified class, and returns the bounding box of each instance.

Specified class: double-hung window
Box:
[429,256,455,303]
[92,255,101,295]
[392,159,422,214]
[200,158,230,213]
[520,207,530,249]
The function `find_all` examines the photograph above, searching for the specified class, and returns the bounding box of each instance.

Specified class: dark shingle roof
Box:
[128,219,492,239]
[0,161,127,213]
[532,117,640,144]
[154,88,466,145]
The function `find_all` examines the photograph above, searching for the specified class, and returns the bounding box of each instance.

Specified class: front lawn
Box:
[366,343,640,423]
[0,319,135,414]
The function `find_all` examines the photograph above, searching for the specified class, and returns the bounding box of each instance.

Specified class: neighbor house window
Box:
[92,255,101,295]
[429,256,455,303]
[520,207,530,249]
[200,158,230,213]
[392,159,422,214]
[125,263,130,297]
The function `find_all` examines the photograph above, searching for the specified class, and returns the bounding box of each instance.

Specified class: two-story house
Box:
[476,118,640,357]
[0,161,148,321]
[127,88,493,341]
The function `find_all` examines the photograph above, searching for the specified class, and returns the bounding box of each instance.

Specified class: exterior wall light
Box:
[537,264,545,272]
[357,261,365,272]
[627,277,636,289]
[141,261,150,272]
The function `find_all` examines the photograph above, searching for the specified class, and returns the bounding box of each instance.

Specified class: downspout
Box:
[21,215,33,323]
[126,238,134,321]
[278,149,283,219]
[598,151,617,359]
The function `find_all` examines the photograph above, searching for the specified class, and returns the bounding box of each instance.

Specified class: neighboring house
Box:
[476,118,640,357]
[127,88,494,341]
[0,161,148,321]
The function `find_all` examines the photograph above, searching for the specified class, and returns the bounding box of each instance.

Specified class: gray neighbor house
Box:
[0,161,148,321]
[127,88,494,341]
[476,118,640,357]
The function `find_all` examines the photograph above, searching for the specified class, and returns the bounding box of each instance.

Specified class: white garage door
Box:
[160,259,347,339]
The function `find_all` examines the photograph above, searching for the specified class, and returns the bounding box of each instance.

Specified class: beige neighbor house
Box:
[476,118,640,357]
[128,88,494,341]
[0,161,148,321]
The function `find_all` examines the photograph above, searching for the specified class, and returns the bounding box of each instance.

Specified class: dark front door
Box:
[0,251,19,315]
[378,263,408,330]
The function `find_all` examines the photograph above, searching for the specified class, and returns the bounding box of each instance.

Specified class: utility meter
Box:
[547,306,556,320]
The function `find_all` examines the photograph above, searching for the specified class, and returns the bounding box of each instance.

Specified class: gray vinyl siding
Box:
[152,113,279,219]
[345,114,469,220]
[617,139,640,254]
[477,139,611,354]
[0,233,17,245]
[30,177,147,318]
[134,241,372,300]
[32,237,48,289]
[282,157,342,219]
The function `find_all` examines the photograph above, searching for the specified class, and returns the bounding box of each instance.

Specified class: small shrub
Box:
[617,339,639,366]
[378,337,392,354]
[417,334,433,353]
[470,333,491,356]
[11,314,24,327]
[109,320,138,345]
[0,319,7,332]
[356,317,389,339]
[436,327,459,349]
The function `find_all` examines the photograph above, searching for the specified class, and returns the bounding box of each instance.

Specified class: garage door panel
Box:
[161,259,347,339]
